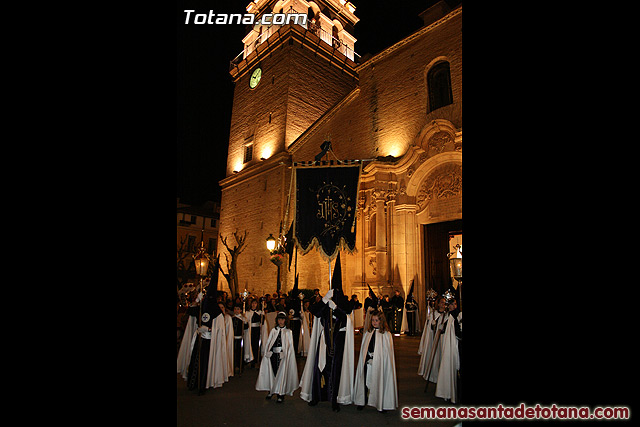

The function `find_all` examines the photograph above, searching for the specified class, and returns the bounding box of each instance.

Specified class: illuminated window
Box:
[427,61,453,112]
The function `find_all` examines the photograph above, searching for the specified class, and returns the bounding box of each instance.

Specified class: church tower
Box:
[226,0,359,175]
[218,0,360,295]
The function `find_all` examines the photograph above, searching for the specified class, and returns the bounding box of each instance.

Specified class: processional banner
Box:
[294,164,360,259]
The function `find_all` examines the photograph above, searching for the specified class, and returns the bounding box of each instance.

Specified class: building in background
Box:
[218,0,461,323]
[177,199,221,288]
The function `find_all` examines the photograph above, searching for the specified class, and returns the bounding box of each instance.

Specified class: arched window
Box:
[427,61,453,112]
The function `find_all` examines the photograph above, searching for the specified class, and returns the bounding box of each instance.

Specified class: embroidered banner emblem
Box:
[295,165,360,259]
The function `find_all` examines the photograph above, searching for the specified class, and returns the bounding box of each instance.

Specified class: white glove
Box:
[197,326,209,335]
[327,299,337,310]
[196,292,204,303]
[265,351,273,358]
[322,289,334,303]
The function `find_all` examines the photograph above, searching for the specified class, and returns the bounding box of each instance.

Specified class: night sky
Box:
[177,0,459,206]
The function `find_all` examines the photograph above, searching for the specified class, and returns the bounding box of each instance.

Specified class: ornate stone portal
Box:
[352,119,461,318]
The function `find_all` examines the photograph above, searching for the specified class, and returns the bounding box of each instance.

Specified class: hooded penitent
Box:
[299,251,355,410]
[183,284,229,393]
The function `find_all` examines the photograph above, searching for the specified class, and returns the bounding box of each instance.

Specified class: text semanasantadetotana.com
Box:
[401,403,630,420]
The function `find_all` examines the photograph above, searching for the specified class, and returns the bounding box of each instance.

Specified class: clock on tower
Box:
[219,0,361,303]
[249,67,262,89]
[226,0,360,176]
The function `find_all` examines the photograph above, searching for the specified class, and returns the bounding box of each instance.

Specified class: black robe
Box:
[250,311,262,364]
[269,328,283,374]
[285,297,302,355]
[390,295,404,333]
[308,292,353,405]
[232,314,248,371]
[186,295,222,392]
[364,296,378,312]
[405,298,418,336]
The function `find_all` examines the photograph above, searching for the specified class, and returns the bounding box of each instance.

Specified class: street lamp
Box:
[266,233,276,251]
[266,233,282,293]
[194,241,210,277]
[193,241,211,299]
[448,243,462,310]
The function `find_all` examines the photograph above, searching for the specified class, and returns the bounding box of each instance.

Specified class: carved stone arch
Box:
[406,152,462,223]
[415,119,457,158]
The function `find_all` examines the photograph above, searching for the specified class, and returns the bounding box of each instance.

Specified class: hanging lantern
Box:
[448,243,462,282]
[193,241,210,276]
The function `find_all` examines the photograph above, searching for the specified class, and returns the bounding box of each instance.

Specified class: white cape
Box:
[262,312,277,355]
[223,313,234,378]
[352,329,398,411]
[240,312,254,363]
[417,305,433,355]
[417,310,446,382]
[255,327,299,396]
[177,315,197,379]
[299,314,354,405]
[244,310,269,360]
[204,313,228,389]
[435,313,460,403]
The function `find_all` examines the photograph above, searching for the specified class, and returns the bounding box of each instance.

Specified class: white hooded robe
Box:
[352,329,398,411]
[255,326,299,396]
[435,312,460,403]
[204,312,228,389]
[223,312,234,378]
[177,315,196,379]
[417,310,447,382]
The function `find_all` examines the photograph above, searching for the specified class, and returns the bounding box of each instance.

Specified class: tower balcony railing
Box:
[230,17,360,72]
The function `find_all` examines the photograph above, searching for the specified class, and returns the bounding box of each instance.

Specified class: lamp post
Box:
[193,241,211,295]
[266,234,281,293]
[192,239,210,393]
[448,243,462,310]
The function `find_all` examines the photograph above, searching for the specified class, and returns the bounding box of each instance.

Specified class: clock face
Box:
[249,67,262,89]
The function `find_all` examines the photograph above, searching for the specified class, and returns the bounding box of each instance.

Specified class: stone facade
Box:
[218,0,462,323]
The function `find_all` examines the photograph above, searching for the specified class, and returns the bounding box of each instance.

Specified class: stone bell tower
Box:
[218,0,361,295]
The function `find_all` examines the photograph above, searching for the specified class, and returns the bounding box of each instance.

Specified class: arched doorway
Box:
[424,218,462,297]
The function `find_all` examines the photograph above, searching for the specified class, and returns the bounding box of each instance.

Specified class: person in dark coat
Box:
[389,289,404,334]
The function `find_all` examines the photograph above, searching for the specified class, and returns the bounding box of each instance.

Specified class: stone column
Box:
[385,190,397,286]
[373,190,387,281]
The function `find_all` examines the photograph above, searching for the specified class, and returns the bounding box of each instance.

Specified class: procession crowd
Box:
[177,270,462,413]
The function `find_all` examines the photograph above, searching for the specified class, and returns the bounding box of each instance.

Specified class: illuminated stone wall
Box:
[218,6,462,315]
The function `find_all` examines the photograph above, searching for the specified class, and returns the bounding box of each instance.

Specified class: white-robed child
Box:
[353,309,398,413]
[256,311,299,402]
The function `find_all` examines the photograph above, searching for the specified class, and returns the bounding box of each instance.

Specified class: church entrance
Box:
[423,218,463,297]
